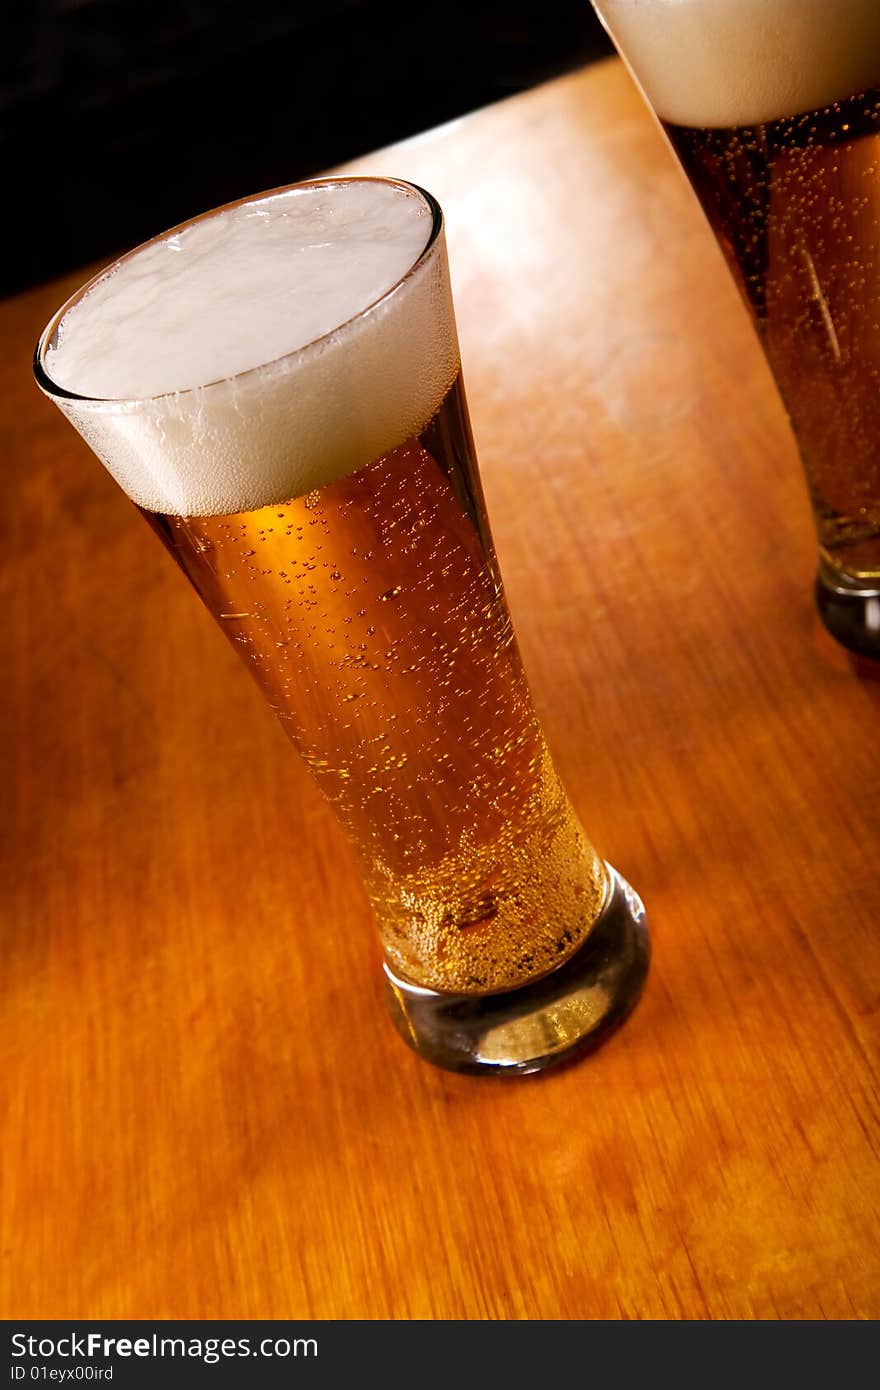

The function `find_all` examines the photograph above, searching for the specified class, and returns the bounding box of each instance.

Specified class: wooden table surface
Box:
[3,58,879,1321]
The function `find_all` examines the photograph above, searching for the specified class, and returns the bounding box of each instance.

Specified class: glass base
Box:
[815,560,880,660]
[383,864,649,1076]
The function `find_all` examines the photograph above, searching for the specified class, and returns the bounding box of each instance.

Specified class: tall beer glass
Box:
[592,1,880,658]
[34,178,648,1074]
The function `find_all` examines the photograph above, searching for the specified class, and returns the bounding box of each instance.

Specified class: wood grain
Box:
[2,58,879,1320]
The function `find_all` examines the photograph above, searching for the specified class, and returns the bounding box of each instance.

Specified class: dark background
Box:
[3,0,611,296]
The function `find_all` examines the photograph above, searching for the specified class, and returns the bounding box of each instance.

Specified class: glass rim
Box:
[33,175,444,410]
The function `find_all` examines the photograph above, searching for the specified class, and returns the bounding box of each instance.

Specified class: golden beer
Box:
[144,374,606,993]
[35,177,647,1071]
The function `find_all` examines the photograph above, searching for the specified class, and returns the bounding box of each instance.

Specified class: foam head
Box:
[595,0,880,129]
[36,179,460,516]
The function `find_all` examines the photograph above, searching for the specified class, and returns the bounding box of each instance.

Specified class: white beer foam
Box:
[597,0,880,129]
[39,180,459,517]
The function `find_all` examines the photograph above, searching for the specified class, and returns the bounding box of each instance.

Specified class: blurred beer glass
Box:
[592,1,880,657]
[35,178,648,1074]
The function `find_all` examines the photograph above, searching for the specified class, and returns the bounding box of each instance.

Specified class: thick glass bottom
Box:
[383,864,649,1076]
[815,559,880,661]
